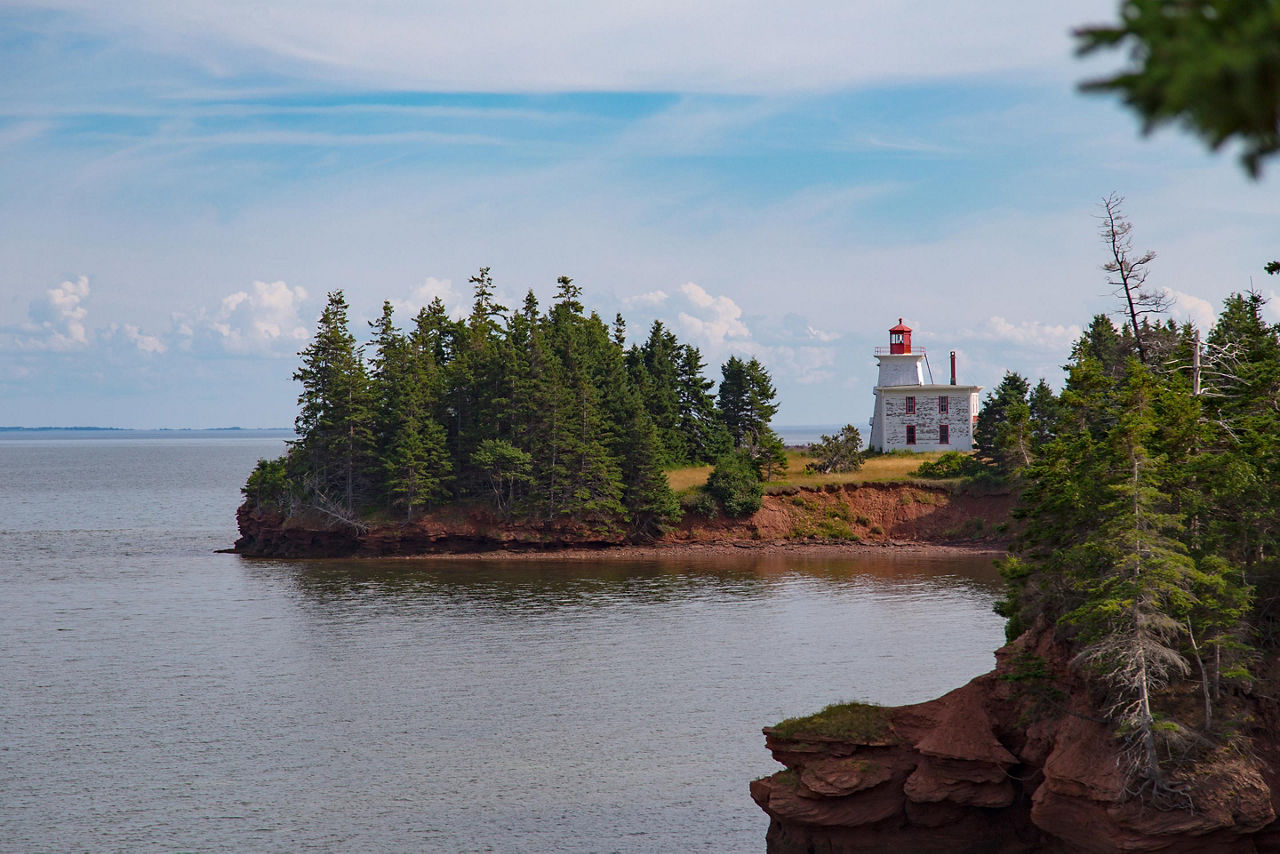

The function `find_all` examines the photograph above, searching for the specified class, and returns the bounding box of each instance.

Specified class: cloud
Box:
[108,322,167,354]
[676,281,749,345]
[203,280,310,354]
[623,289,669,308]
[24,1,1115,94]
[970,316,1083,351]
[807,326,839,343]
[1163,288,1216,333]
[0,121,51,149]
[19,276,92,350]
[391,276,467,320]
[760,345,837,385]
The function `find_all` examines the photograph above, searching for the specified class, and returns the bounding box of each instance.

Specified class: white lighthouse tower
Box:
[868,319,982,452]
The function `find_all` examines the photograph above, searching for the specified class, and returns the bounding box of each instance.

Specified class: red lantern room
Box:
[888,318,912,354]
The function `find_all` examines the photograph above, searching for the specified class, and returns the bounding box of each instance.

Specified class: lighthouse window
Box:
[938,396,949,414]
[904,396,916,415]
[939,424,950,444]
[906,425,916,445]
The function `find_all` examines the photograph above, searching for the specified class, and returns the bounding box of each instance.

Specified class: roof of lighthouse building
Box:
[889,318,911,332]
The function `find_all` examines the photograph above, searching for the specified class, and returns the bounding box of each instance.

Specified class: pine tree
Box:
[1067,364,1202,802]
[975,372,1033,474]
[718,355,785,477]
[292,290,373,516]
[369,301,452,520]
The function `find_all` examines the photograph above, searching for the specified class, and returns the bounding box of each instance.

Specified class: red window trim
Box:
[906,425,916,445]
[939,424,950,444]
[938,396,949,414]
[905,396,916,415]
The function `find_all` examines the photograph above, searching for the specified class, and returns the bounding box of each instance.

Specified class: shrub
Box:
[242,456,294,509]
[913,451,992,480]
[805,425,866,474]
[706,450,764,517]
[681,488,721,519]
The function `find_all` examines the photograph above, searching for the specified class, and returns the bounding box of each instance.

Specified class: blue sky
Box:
[3,1,1279,428]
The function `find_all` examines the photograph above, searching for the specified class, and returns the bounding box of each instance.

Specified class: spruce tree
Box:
[292,290,373,516]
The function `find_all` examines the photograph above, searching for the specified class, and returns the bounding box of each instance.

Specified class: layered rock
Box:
[751,623,1277,853]
[234,482,1015,557]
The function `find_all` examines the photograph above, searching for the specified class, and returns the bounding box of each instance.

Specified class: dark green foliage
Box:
[471,438,532,513]
[249,271,759,541]
[805,425,865,474]
[974,372,1034,474]
[242,456,294,509]
[706,450,765,517]
[998,292,1280,801]
[291,291,374,517]
[1076,1,1280,176]
[913,451,988,480]
[719,355,786,477]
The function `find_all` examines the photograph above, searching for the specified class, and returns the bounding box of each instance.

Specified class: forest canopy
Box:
[989,291,1280,804]
[242,269,785,539]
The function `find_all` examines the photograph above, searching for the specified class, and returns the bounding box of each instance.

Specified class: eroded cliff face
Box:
[751,622,1279,854]
[233,503,628,557]
[233,481,1015,557]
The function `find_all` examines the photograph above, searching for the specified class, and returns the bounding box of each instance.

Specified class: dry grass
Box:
[666,464,715,492]
[665,450,954,492]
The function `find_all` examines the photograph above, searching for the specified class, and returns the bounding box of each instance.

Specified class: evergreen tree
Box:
[974,372,1033,474]
[369,301,451,520]
[806,425,865,474]
[675,344,730,464]
[718,355,786,478]
[292,290,373,516]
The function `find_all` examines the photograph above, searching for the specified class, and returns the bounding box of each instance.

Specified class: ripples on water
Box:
[0,435,1006,852]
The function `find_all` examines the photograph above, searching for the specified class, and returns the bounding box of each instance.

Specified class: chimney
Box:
[950,351,957,386]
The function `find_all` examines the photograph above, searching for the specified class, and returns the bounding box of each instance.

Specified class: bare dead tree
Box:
[1098,193,1170,365]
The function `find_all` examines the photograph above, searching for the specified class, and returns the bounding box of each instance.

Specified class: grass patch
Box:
[772,701,894,743]
[667,465,714,492]
[665,450,959,493]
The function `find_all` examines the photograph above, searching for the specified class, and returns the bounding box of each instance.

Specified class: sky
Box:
[3,1,1279,429]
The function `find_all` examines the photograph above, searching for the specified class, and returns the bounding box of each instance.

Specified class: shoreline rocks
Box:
[750,620,1278,853]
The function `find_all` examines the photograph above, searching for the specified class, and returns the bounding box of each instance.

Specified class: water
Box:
[0,434,1006,852]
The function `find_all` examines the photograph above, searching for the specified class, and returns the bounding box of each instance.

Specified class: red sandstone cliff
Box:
[751,620,1280,853]
[233,481,1015,557]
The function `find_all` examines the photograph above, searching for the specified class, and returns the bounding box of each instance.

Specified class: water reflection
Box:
[244,550,1002,613]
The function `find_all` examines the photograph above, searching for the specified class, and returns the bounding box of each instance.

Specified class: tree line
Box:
[243,269,785,538]
[976,293,1278,804]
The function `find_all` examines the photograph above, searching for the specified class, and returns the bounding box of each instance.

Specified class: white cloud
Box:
[806,326,839,343]
[623,289,669,308]
[204,280,310,354]
[20,276,92,350]
[971,316,1083,351]
[676,281,749,345]
[391,276,467,320]
[30,1,1115,94]
[110,323,167,355]
[1163,288,1217,333]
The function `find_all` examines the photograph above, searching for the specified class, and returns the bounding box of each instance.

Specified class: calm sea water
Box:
[0,433,1005,853]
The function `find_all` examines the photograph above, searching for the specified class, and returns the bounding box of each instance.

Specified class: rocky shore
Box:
[750,618,1280,853]
[232,480,1015,558]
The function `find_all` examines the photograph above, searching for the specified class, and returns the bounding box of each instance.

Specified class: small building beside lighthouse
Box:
[868,319,982,452]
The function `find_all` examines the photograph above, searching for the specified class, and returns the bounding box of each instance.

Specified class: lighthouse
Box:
[867,319,982,452]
